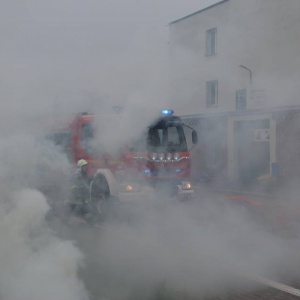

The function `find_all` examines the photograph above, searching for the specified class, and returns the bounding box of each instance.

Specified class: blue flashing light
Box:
[175,168,182,173]
[144,169,151,174]
[161,109,174,116]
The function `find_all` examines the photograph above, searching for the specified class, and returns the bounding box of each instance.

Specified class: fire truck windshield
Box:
[147,125,187,152]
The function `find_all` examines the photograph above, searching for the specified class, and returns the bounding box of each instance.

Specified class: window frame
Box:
[206,27,217,56]
[206,80,218,108]
[80,122,94,155]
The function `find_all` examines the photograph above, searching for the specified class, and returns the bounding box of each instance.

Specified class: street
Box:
[50,186,300,300]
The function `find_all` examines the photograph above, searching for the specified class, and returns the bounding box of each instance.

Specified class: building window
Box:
[206,80,218,107]
[236,89,247,110]
[206,27,217,56]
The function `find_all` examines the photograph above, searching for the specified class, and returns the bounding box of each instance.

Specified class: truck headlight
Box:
[125,184,134,192]
[166,153,172,160]
[181,181,192,190]
[120,183,141,192]
[173,152,179,160]
[151,153,157,160]
[158,153,165,160]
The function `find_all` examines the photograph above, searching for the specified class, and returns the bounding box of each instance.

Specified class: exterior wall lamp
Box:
[239,65,252,87]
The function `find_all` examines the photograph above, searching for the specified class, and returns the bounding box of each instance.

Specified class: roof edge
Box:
[180,104,300,119]
[169,0,230,25]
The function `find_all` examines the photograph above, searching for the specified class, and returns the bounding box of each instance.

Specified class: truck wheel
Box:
[90,173,110,219]
[91,173,110,199]
[91,173,121,221]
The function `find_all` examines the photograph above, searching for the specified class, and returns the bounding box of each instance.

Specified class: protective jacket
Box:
[68,170,92,206]
[65,170,94,223]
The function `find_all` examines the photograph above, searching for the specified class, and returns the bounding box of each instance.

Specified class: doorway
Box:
[234,119,270,184]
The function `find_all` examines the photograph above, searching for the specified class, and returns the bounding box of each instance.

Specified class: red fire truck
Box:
[46,110,198,202]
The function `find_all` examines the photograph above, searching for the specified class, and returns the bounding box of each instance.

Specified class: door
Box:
[235,119,270,184]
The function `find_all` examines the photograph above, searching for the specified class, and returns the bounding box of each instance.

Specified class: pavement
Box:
[194,177,298,207]
[193,179,300,233]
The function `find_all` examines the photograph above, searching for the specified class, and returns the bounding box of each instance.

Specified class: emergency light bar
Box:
[161,109,174,115]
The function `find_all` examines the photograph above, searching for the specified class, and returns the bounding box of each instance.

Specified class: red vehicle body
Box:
[47,110,197,200]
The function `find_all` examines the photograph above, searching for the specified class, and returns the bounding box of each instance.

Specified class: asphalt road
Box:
[49,187,300,300]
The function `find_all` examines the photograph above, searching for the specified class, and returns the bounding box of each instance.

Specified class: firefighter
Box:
[66,159,93,224]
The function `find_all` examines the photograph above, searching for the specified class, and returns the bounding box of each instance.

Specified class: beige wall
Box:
[169,0,300,116]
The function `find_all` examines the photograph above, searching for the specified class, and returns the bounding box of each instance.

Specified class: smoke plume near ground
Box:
[0,134,90,300]
[0,130,299,300]
[0,188,89,300]
[74,192,300,299]
[2,0,300,299]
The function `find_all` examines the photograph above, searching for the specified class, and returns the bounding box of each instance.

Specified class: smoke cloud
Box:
[2,1,300,299]
[0,188,89,300]
[0,132,89,299]
[74,194,300,299]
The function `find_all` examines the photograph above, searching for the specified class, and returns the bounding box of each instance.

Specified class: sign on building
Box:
[251,89,266,106]
[254,129,270,141]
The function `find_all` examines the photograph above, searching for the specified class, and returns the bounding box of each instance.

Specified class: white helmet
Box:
[77,159,88,169]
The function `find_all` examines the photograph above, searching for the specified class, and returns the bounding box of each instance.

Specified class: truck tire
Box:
[90,173,120,220]
[90,173,110,217]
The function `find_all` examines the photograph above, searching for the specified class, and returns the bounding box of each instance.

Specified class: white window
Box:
[206,80,218,107]
[206,27,217,56]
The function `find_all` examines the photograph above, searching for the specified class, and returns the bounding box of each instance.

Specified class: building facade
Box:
[169,0,300,185]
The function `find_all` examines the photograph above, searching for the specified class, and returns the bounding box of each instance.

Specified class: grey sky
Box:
[0,0,219,116]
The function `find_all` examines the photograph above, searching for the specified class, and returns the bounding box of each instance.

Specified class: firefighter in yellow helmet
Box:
[66,159,93,224]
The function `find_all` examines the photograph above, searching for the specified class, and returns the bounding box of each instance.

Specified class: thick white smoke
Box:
[0,134,90,300]
[2,0,300,299]
[0,189,89,300]
[73,194,300,299]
